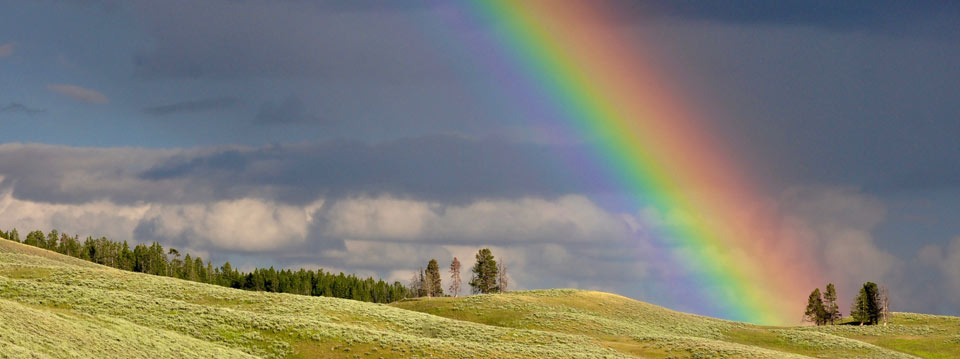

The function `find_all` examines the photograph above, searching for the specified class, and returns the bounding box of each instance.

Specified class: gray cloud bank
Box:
[130,0,457,81]
[126,0,959,82]
[0,141,956,317]
[0,141,653,307]
[0,137,609,206]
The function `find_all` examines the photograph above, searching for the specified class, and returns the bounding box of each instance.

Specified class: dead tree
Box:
[449,257,462,297]
[879,285,890,326]
[409,267,426,298]
[420,266,432,298]
[497,259,508,293]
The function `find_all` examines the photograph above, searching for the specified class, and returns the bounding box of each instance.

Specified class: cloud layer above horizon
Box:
[0,142,956,316]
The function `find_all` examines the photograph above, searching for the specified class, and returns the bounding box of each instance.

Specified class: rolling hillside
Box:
[1,239,957,358]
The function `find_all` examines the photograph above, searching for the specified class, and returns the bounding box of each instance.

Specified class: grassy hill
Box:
[1,240,957,358]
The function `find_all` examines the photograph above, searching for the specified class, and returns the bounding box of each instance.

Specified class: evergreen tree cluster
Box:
[803,281,890,326]
[410,259,446,298]
[803,284,841,326]
[0,228,408,303]
[408,248,507,298]
[851,281,889,325]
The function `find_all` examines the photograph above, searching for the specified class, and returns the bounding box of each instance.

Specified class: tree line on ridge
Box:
[0,228,409,303]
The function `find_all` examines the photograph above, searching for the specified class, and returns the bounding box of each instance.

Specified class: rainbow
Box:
[431,1,822,325]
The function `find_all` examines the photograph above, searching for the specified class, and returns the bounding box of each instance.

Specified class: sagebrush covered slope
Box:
[0,240,629,359]
[393,286,960,358]
[1,239,957,358]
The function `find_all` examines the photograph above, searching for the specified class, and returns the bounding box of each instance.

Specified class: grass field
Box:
[0,239,957,358]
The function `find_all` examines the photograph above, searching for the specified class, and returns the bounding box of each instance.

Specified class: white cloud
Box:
[0,190,148,242]
[0,186,321,252]
[47,84,109,104]
[322,195,636,243]
[0,185,644,276]
[137,198,323,251]
[324,197,435,241]
[777,186,902,309]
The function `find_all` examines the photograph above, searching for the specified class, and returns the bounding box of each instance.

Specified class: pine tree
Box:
[469,248,498,294]
[45,229,59,250]
[420,267,429,297]
[425,259,443,297]
[9,228,19,243]
[851,282,881,325]
[122,241,134,271]
[449,257,462,297]
[823,283,841,325]
[851,287,869,325]
[804,288,827,325]
[184,254,197,281]
[24,230,43,247]
[168,248,182,278]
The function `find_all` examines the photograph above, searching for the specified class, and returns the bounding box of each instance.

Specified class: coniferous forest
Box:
[0,228,409,303]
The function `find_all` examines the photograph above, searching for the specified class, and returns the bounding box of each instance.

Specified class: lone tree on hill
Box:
[823,283,841,325]
[425,259,443,297]
[449,257,462,297]
[804,288,827,325]
[469,248,499,294]
[851,282,881,325]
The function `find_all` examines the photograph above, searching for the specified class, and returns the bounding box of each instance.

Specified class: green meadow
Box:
[0,239,957,359]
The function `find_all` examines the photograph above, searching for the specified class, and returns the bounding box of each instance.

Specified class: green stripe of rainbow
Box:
[450,0,821,324]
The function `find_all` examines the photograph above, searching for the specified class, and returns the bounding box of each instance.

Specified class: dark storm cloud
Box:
[644,19,960,194]
[129,0,457,81]
[65,0,958,86]
[143,97,239,116]
[0,144,179,204]
[137,135,609,205]
[0,136,610,206]
[610,0,960,34]
[0,103,44,115]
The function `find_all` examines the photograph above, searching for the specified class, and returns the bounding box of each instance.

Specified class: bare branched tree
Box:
[497,258,508,293]
[419,266,431,298]
[449,257,462,297]
[879,285,890,326]
[408,269,423,298]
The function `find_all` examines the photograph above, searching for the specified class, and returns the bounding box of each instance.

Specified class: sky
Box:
[0,0,958,319]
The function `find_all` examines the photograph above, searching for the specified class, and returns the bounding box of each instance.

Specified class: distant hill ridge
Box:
[0,240,957,358]
[0,229,409,304]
